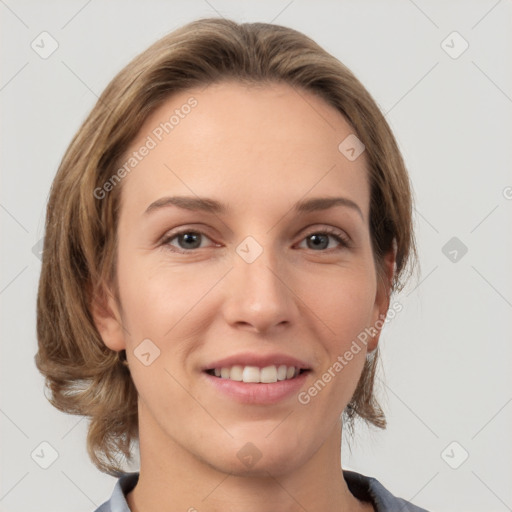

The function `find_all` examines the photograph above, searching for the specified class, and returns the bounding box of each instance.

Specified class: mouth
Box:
[204,365,310,383]
[201,352,312,404]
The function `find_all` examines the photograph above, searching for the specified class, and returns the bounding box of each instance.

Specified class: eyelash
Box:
[160,227,351,254]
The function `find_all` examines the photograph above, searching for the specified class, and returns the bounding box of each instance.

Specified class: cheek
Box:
[297,263,378,346]
[296,272,375,414]
[116,249,225,343]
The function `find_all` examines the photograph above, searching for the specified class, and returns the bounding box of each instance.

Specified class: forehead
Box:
[119,81,370,217]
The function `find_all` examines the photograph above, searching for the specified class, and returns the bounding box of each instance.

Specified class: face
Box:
[94,81,392,476]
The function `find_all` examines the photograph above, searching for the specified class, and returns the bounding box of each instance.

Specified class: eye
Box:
[297,228,351,251]
[160,227,350,253]
[162,230,215,252]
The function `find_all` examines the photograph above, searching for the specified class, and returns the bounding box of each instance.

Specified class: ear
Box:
[90,281,127,352]
[367,242,396,352]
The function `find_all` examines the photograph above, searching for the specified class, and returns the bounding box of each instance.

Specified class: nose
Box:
[220,247,298,335]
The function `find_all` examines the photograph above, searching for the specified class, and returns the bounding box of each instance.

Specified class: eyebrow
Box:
[144,195,364,220]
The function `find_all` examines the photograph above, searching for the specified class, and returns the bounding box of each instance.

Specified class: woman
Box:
[35,17,427,512]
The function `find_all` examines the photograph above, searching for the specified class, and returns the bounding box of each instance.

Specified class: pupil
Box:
[309,234,328,250]
[180,233,201,249]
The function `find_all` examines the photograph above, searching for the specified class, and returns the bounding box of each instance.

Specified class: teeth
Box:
[230,365,243,381]
[211,364,301,383]
[260,365,277,383]
[277,364,287,380]
[242,366,260,383]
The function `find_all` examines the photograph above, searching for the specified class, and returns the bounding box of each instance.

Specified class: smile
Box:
[205,365,309,383]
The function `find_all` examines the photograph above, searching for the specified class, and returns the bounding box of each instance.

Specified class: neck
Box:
[126,407,370,512]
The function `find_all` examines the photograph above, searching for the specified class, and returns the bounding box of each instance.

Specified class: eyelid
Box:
[160,224,352,253]
[160,227,218,252]
[297,226,352,249]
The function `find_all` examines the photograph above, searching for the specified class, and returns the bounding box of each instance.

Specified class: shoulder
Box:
[92,472,139,512]
[343,470,430,512]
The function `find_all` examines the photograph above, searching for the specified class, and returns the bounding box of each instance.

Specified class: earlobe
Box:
[90,283,127,352]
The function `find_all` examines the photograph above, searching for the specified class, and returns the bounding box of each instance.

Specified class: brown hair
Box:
[35,17,417,476]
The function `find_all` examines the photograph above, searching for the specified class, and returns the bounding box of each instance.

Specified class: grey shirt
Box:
[93,471,429,511]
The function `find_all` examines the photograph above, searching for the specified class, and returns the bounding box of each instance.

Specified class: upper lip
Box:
[202,352,312,371]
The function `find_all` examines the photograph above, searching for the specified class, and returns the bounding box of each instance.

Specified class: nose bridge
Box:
[222,237,295,332]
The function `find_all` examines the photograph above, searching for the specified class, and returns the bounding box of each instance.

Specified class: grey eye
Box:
[306,234,330,250]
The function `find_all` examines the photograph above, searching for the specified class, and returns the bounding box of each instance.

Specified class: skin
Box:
[93,81,394,512]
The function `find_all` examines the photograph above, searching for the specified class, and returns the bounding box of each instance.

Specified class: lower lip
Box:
[202,371,309,405]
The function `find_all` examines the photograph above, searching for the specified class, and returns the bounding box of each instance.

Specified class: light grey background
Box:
[1,1,511,511]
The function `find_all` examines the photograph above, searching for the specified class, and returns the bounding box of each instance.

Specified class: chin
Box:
[200,434,309,477]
